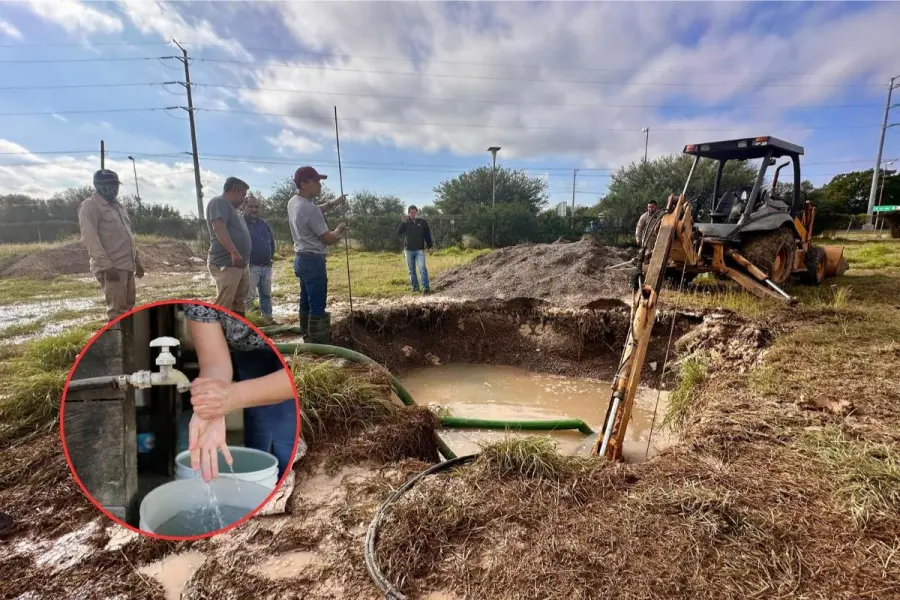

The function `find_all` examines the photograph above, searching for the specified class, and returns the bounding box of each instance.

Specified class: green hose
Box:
[439,416,594,435]
[275,343,594,446]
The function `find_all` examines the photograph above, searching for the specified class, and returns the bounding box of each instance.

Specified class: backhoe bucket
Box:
[823,246,848,278]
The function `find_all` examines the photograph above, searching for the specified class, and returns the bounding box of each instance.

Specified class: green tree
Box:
[822,169,900,214]
[348,190,404,251]
[434,166,548,216]
[600,154,758,241]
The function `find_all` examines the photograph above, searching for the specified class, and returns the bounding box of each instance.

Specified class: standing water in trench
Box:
[401,364,674,462]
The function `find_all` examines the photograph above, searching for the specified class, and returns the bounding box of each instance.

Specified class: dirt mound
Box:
[1,241,201,279]
[434,240,634,306]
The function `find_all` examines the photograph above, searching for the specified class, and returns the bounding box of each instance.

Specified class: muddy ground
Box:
[1,241,203,279]
[433,240,634,307]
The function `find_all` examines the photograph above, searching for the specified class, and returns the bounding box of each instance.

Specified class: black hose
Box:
[364,454,479,599]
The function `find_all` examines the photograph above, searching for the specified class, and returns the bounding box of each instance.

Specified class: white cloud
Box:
[265,129,324,155]
[52,113,68,123]
[217,2,900,169]
[23,0,123,35]
[0,141,229,218]
[115,0,249,57]
[0,19,23,40]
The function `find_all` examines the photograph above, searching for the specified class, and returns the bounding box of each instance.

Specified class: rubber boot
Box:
[299,312,310,337]
[307,313,332,345]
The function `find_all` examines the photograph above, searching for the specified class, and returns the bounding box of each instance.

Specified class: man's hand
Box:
[188,414,233,483]
[103,269,120,282]
[428,247,434,256]
[335,222,348,236]
[190,377,237,421]
[135,262,145,278]
[402,215,409,222]
[332,195,346,208]
[231,252,247,268]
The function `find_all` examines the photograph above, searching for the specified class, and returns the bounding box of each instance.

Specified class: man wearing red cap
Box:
[287,166,347,343]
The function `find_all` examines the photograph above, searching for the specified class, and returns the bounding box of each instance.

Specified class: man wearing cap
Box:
[78,169,144,321]
[287,166,347,344]
[206,177,251,316]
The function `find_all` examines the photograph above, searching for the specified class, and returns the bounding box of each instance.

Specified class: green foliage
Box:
[663,357,709,432]
[434,166,548,216]
[348,190,405,251]
[823,169,899,215]
[600,155,758,233]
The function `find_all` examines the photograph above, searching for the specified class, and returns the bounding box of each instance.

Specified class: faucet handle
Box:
[150,336,180,367]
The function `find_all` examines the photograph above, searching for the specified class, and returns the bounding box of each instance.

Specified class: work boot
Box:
[307,313,332,345]
[299,312,310,337]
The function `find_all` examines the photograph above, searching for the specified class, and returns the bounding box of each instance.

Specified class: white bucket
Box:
[138,477,271,536]
[174,446,279,490]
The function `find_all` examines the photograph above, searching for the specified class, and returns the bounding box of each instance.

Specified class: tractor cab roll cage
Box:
[683,136,804,234]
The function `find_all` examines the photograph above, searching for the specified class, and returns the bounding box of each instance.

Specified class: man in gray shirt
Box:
[287,166,347,343]
[206,177,252,316]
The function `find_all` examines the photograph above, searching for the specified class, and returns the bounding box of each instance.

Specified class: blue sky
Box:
[0,1,898,218]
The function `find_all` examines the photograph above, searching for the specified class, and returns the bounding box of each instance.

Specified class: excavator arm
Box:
[592,194,690,460]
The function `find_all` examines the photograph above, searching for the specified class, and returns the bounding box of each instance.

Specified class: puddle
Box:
[138,551,206,600]
[401,364,674,462]
[254,551,323,580]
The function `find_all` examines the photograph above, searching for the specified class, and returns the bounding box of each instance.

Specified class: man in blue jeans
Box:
[397,205,434,294]
[287,166,347,344]
[242,195,277,324]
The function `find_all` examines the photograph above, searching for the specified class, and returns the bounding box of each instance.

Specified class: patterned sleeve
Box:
[183,304,221,323]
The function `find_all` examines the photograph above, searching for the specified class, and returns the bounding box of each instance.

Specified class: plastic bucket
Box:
[138,477,271,536]
[174,446,279,490]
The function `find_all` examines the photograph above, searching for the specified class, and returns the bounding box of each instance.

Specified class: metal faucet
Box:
[119,336,191,393]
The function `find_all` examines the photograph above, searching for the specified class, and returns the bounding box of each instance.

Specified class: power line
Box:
[0,82,174,91]
[199,107,881,132]
[0,107,181,116]
[0,56,171,64]
[0,41,173,48]
[191,82,881,110]
[194,57,886,89]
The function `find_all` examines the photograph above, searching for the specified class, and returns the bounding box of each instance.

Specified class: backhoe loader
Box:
[593,136,848,460]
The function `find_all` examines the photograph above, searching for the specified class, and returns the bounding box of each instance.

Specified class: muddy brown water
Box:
[401,364,674,462]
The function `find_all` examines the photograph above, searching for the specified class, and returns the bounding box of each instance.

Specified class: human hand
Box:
[428,247,434,256]
[135,263,145,278]
[231,252,247,268]
[332,195,346,207]
[188,414,232,483]
[103,269,120,282]
[335,222,348,235]
[402,215,409,222]
[190,377,236,420]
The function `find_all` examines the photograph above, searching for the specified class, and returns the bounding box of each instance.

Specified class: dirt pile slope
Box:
[1,241,201,279]
[434,240,634,305]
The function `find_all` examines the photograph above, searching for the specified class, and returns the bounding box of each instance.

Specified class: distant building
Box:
[555,202,569,217]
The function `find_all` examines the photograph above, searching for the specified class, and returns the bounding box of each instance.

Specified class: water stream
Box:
[401,364,674,462]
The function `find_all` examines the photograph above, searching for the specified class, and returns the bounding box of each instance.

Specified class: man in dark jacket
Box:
[397,205,434,294]
[242,194,277,323]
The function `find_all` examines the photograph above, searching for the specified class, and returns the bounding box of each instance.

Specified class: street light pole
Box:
[642,127,649,163]
[127,156,141,209]
[488,146,501,248]
[865,75,899,229]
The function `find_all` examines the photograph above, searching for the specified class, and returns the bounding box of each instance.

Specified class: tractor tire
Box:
[741,227,795,285]
[802,246,826,285]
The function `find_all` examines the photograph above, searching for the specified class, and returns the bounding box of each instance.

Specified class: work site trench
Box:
[324,298,760,464]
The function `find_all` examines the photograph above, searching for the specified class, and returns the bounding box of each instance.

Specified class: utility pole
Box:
[172,39,205,231]
[642,127,649,163]
[865,75,899,229]
[488,146,501,248]
[571,168,578,230]
[875,159,896,229]
[100,140,105,169]
[128,156,141,209]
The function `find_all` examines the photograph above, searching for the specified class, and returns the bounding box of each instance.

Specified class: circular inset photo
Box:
[60,300,301,540]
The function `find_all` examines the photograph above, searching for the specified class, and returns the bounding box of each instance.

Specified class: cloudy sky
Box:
[1,1,899,217]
